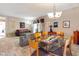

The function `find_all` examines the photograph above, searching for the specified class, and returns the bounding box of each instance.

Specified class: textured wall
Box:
[0,16,32,37]
[41,7,79,36]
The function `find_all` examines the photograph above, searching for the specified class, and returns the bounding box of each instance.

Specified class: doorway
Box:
[0,21,6,38]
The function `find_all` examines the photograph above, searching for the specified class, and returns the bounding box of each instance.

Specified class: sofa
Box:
[15,29,31,36]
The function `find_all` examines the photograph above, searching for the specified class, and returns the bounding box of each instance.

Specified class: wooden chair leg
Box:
[46,46,48,51]
[28,46,32,56]
[69,46,72,56]
[36,47,39,56]
[63,45,67,56]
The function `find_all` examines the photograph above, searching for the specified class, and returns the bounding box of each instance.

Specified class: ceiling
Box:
[0,3,79,18]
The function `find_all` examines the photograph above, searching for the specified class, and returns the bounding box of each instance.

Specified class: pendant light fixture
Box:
[47,3,62,18]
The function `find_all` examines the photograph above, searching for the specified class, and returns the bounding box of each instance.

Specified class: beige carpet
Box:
[0,37,34,56]
[0,37,79,56]
[71,44,79,56]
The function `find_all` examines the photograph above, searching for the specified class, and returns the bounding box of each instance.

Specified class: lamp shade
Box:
[47,11,62,18]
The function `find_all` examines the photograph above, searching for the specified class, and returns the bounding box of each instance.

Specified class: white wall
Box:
[41,7,79,36]
[0,16,33,37]
[1,6,79,37]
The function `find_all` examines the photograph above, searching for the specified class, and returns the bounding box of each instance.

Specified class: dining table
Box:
[38,35,67,56]
[39,35,79,56]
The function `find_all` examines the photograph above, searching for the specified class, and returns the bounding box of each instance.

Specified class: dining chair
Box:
[28,39,39,56]
[48,36,72,56]
[56,32,64,39]
[34,32,41,41]
[63,36,73,56]
[41,32,48,40]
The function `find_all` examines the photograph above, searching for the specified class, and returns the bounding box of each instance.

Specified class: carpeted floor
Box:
[0,37,35,56]
[0,37,79,56]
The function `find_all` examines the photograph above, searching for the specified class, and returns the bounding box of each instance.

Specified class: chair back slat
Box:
[63,36,73,56]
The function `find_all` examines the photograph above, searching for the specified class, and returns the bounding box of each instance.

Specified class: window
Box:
[33,23,42,33]
[33,23,38,33]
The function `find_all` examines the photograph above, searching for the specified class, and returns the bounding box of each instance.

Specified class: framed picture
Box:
[53,22,58,27]
[20,22,25,28]
[63,20,70,28]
